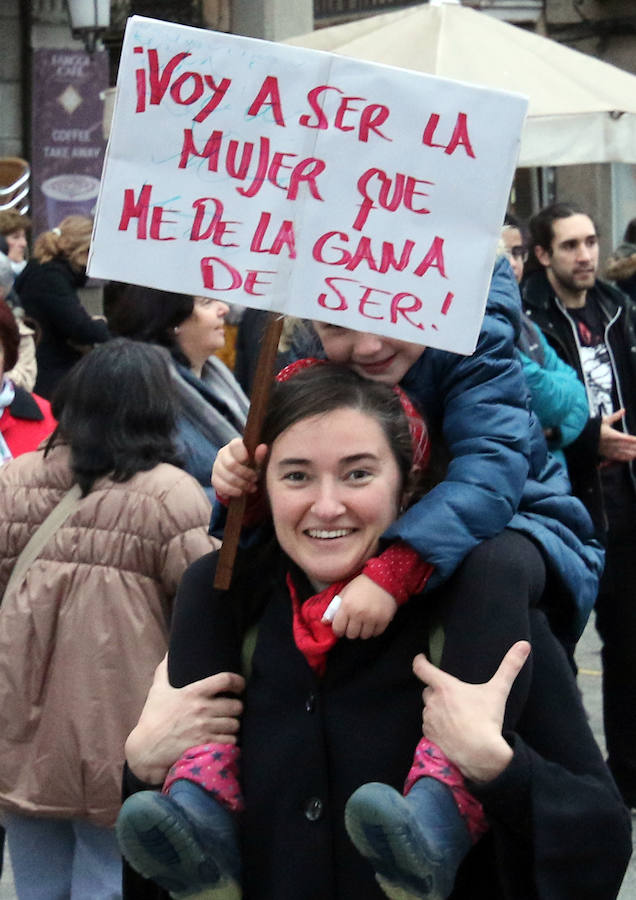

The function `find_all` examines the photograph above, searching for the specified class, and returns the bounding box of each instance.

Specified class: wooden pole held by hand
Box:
[213,313,284,590]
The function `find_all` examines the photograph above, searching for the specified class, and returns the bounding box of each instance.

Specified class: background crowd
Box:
[0,199,634,899]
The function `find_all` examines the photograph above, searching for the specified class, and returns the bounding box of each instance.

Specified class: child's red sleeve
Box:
[362,541,434,606]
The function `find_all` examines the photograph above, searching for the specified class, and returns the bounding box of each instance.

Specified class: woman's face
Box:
[6,229,27,264]
[313,322,423,386]
[266,407,404,589]
[176,296,229,363]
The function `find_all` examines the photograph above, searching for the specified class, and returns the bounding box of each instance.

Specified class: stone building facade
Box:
[2,1,635,259]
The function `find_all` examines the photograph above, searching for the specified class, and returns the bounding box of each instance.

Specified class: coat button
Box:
[305,693,316,713]
[304,797,323,821]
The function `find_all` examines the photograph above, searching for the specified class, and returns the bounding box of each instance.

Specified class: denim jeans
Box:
[4,812,122,899]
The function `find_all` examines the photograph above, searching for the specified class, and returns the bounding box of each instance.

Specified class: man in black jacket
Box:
[523,201,636,810]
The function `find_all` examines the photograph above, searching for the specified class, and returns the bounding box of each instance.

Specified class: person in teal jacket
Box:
[501,217,590,470]
[517,315,589,467]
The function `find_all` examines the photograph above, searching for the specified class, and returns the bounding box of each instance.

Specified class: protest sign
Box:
[88,15,527,354]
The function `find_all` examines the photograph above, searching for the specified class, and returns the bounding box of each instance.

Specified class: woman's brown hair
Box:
[32,215,93,270]
[0,298,20,373]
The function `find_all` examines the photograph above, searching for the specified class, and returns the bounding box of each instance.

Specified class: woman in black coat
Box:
[15,215,110,398]
[104,283,248,502]
[119,365,631,900]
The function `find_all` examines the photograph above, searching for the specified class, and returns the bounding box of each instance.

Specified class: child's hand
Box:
[330,574,398,640]
[212,437,268,497]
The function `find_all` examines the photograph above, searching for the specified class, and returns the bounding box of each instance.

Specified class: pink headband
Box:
[276,358,430,472]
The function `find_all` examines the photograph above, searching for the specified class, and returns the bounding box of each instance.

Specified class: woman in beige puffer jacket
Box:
[0,339,219,899]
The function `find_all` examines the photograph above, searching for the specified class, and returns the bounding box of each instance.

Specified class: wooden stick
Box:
[213,313,284,590]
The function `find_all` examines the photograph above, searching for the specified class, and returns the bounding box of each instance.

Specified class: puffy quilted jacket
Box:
[0,444,216,825]
[385,258,604,641]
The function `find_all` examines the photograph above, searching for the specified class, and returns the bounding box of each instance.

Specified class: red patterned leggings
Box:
[163,736,487,842]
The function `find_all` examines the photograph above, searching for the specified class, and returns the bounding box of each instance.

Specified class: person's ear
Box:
[534,243,552,268]
[399,464,421,513]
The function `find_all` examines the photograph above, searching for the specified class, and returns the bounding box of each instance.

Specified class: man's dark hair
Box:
[524,202,597,275]
[48,338,181,495]
[104,282,195,368]
[528,202,595,254]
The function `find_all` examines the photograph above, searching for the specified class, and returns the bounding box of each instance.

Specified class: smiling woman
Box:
[265,409,404,589]
[117,362,443,899]
[116,361,630,900]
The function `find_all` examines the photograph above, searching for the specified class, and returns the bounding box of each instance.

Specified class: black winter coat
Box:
[123,545,631,900]
[523,269,636,533]
[15,257,110,398]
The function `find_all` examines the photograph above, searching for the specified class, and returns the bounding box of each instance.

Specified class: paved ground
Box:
[0,619,633,898]
[574,617,635,898]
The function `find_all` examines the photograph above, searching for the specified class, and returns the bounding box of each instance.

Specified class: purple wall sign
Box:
[31,49,109,238]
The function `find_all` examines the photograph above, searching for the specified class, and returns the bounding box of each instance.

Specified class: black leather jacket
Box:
[522,269,636,532]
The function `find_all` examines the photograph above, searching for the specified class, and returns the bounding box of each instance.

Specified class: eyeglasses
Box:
[509,245,528,261]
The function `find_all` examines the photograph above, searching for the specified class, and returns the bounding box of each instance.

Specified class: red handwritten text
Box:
[299,86,391,143]
[133,47,231,123]
[180,129,326,201]
[250,212,296,258]
[353,168,433,231]
[118,184,178,240]
[200,256,276,296]
[316,276,454,331]
[422,112,476,157]
[190,198,241,245]
[313,231,446,279]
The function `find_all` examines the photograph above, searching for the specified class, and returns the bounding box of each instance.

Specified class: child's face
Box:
[313,322,423,386]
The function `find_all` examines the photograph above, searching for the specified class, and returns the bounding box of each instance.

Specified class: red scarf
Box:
[288,573,352,676]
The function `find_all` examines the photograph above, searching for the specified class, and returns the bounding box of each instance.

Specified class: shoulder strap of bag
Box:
[3,483,83,600]
[428,621,445,669]
[240,622,446,682]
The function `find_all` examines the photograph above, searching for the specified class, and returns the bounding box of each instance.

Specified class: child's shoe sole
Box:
[345,782,447,900]
[116,791,240,900]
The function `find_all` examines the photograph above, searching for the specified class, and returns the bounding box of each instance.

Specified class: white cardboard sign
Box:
[88,16,527,354]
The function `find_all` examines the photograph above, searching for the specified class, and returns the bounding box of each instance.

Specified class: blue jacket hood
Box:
[488,255,522,341]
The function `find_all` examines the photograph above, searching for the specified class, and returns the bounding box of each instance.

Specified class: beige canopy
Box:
[284,1,636,167]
